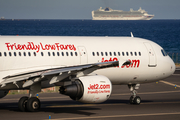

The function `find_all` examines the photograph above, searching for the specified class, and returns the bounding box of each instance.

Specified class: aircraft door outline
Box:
[144,42,157,67]
[78,46,88,64]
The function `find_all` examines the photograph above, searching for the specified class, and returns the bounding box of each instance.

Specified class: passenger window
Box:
[62,52,64,56]
[97,52,99,56]
[118,52,120,56]
[19,52,21,56]
[52,52,55,56]
[101,52,103,56]
[134,52,137,56]
[114,52,116,56]
[71,52,73,56]
[66,52,69,56]
[9,52,12,56]
[109,52,112,56]
[130,52,133,56]
[23,52,26,56]
[105,52,108,56]
[4,52,7,56]
[14,52,16,56]
[75,52,77,56]
[92,52,95,56]
[33,52,36,56]
[126,52,129,56]
[57,52,60,56]
[41,52,44,56]
[48,52,51,56]
[122,52,124,56]
[139,52,141,56]
[0,52,1,56]
[28,52,31,56]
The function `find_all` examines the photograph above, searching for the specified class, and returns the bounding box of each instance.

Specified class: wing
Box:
[0,61,119,89]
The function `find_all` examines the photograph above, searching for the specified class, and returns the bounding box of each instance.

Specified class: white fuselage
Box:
[0,36,175,90]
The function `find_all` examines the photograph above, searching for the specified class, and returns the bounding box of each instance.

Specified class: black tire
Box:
[26,97,40,112]
[129,96,134,104]
[133,96,141,105]
[18,96,28,112]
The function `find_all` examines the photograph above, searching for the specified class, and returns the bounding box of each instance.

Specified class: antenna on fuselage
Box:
[130,32,134,37]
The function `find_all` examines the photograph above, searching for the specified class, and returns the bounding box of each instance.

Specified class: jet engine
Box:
[59,75,112,103]
[0,90,9,98]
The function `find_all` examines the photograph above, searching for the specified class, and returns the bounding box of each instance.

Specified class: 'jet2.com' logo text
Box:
[101,57,140,68]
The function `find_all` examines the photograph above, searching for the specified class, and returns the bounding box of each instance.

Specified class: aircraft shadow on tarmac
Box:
[0,99,153,115]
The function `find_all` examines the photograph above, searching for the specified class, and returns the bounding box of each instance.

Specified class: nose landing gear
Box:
[128,84,141,105]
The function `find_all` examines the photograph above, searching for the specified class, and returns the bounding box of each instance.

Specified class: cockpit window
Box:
[161,49,167,56]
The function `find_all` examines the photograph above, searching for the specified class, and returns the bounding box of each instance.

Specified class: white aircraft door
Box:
[78,46,88,64]
[144,42,157,67]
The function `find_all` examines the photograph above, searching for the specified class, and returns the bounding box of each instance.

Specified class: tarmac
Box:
[0,70,179,120]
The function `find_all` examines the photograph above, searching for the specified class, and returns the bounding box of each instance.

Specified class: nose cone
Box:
[170,58,176,75]
[160,56,176,79]
[165,56,176,77]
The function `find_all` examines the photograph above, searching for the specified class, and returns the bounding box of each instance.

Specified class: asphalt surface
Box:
[0,71,180,120]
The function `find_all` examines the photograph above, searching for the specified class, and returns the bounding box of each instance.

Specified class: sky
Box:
[0,0,180,19]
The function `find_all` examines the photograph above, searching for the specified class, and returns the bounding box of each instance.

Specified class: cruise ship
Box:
[92,7,154,20]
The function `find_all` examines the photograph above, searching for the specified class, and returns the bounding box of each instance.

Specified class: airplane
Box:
[0,34,175,112]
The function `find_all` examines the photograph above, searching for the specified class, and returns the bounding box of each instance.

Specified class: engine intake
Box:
[59,80,83,100]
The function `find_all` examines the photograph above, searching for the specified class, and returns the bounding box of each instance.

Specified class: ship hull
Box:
[92,16,153,20]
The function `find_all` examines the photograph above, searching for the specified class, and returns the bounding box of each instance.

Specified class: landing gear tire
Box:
[26,97,40,112]
[129,96,134,104]
[134,96,141,105]
[18,96,28,112]
[129,96,141,105]
[128,84,141,105]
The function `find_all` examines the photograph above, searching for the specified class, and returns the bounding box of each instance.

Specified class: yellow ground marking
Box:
[160,80,180,88]
[112,90,180,96]
[47,101,180,108]
[44,112,180,120]
[47,104,98,108]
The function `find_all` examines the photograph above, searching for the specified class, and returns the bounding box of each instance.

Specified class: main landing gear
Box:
[18,82,41,112]
[18,96,40,112]
[128,84,141,105]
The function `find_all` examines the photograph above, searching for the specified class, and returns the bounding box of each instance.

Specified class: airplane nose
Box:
[167,55,176,76]
[170,59,176,74]
[161,56,176,78]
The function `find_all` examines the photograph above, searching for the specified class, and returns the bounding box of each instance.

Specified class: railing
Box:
[168,53,180,64]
